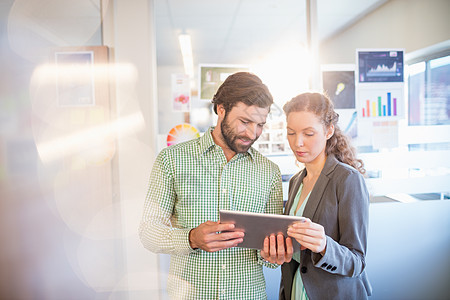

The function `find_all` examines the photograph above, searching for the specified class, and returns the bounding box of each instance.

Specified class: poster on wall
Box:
[171,73,191,112]
[356,86,405,119]
[321,64,357,140]
[336,109,358,139]
[166,123,200,147]
[321,64,356,109]
[199,64,250,101]
[354,48,405,148]
[372,121,399,149]
[357,49,404,83]
[55,51,95,107]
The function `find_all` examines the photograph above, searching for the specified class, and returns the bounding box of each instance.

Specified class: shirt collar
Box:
[198,126,217,155]
[199,126,255,161]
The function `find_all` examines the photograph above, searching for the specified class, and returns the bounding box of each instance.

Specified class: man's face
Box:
[219,102,270,153]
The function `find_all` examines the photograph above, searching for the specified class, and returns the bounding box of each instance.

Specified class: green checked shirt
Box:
[139,127,283,299]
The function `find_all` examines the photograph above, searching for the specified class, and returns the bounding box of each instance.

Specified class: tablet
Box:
[219,209,306,251]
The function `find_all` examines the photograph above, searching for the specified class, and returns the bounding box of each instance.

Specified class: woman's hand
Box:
[287,218,327,255]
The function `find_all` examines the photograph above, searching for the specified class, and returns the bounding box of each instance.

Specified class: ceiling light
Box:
[178,34,194,77]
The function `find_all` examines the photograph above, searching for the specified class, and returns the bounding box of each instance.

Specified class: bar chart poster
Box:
[357,88,404,119]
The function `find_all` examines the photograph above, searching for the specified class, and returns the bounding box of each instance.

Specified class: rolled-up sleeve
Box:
[138,150,197,256]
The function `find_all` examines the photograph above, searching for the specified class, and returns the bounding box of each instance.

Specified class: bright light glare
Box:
[179,34,194,77]
[430,55,450,69]
[36,112,145,164]
[407,62,425,77]
[30,62,141,165]
[253,44,312,104]
[32,63,137,85]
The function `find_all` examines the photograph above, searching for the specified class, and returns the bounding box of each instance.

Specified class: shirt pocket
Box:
[229,176,269,213]
[174,169,219,224]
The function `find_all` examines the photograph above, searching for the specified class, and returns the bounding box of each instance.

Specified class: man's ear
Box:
[217,104,226,119]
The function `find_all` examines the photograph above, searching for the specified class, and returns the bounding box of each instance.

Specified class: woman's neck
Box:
[305,153,327,179]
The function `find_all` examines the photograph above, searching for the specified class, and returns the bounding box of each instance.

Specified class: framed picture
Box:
[199,64,250,101]
[321,64,356,109]
[356,49,404,83]
[55,51,95,106]
[54,46,109,108]
[171,73,191,112]
[253,119,290,156]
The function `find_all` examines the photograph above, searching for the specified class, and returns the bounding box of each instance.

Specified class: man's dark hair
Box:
[211,72,273,114]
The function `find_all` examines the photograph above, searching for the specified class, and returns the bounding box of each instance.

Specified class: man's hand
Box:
[189,221,244,252]
[260,233,293,264]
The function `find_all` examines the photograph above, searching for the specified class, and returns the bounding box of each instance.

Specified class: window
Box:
[408,54,450,126]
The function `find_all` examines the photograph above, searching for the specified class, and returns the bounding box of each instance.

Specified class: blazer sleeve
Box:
[311,170,369,277]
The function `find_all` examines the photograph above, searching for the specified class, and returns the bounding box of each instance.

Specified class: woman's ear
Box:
[326,124,335,140]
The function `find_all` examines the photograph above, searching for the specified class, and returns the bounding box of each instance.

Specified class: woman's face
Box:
[286,111,332,165]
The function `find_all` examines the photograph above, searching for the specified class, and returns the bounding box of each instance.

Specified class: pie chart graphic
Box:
[167,123,200,146]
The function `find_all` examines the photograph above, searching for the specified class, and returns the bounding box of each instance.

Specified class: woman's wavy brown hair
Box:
[283,92,365,174]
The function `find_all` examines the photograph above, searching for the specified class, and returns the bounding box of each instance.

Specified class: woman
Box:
[280,92,372,300]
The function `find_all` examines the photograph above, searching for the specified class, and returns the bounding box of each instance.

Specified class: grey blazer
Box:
[280,155,372,300]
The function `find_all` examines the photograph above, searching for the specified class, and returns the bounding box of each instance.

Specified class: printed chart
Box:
[166,123,200,146]
[358,50,403,83]
[357,88,404,119]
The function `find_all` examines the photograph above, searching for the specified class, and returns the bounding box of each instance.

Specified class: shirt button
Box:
[222,189,227,194]
[222,264,226,270]
[221,289,225,295]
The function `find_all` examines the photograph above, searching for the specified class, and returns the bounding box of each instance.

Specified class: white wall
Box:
[320,0,450,64]
[102,0,161,298]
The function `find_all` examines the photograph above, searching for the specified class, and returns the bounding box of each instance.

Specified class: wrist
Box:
[188,228,198,249]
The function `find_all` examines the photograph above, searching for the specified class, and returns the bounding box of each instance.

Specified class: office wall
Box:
[320,0,450,64]
[0,0,161,299]
[367,200,450,299]
[101,0,161,298]
[0,1,109,299]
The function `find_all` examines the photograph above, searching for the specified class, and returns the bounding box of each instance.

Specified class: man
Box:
[139,72,292,299]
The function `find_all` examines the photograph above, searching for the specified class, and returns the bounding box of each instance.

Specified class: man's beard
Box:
[220,114,257,153]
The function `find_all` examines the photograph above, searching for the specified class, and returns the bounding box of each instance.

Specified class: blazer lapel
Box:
[284,170,306,215]
[302,155,339,220]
